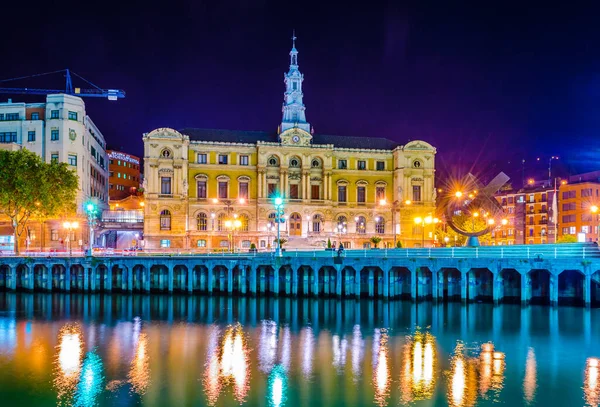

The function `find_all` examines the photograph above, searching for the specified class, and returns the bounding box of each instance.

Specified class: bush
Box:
[327,238,332,249]
[396,241,403,249]
[557,235,577,244]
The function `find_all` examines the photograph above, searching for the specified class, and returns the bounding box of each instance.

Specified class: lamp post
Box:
[306,215,310,236]
[267,222,274,251]
[413,215,439,248]
[85,203,97,256]
[591,205,598,243]
[274,197,284,257]
[63,221,79,257]
[225,218,242,252]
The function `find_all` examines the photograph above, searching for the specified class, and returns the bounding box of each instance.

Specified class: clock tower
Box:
[280,31,311,137]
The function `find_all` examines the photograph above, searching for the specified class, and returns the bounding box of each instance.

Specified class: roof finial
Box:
[292,29,297,49]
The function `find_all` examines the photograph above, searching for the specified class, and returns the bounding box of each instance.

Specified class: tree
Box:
[0,149,78,254]
[557,235,577,244]
[275,238,287,248]
[370,236,382,248]
[435,214,493,246]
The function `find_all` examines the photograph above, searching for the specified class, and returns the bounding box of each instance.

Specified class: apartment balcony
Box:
[101,210,143,223]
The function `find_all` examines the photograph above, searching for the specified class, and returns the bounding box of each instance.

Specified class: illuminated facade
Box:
[143,38,436,250]
[558,180,600,242]
[108,150,141,200]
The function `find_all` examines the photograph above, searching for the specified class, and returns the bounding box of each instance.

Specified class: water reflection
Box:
[447,342,506,407]
[203,324,250,405]
[300,326,314,378]
[585,357,600,407]
[399,331,437,404]
[267,364,287,407]
[54,324,84,405]
[523,348,537,404]
[128,332,150,395]
[351,325,364,382]
[73,351,104,407]
[373,329,390,406]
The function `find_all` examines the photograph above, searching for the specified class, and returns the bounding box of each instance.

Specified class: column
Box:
[382,268,389,299]
[285,267,291,295]
[467,270,476,303]
[227,267,233,294]
[291,267,298,296]
[258,171,263,198]
[89,267,96,291]
[432,269,439,301]
[355,268,360,299]
[127,267,133,292]
[188,266,193,293]
[313,267,319,298]
[263,172,267,198]
[168,266,173,293]
[550,272,558,306]
[328,173,332,201]
[106,267,112,292]
[64,266,71,292]
[411,268,417,301]
[279,171,284,195]
[460,269,467,303]
[26,266,33,291]
[6,265,15,291]
[46,266,52,291]
[584,266,591,307]
[259,266,265,293]
[521,270,529,305]
[273,266,279,296]
[250,266,257,295]
[144,267,151,293]
[493,272,501,304]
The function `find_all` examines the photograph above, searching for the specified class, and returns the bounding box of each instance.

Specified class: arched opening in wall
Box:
[289,213,302,236]
[297,266,312,296]
[197,213,208,231]
[150,265,167,292]
[264,266,276,295]
[375,216,385,235]
[112,265,127,292]
[468,268,493,302]
[356,216,366,235]
[193,265,209,292]
[312,214,323,233]
[96,265,108,291]
[52,264,66,291]
[341,266,356,297]
[279,266,291,295]
[15,264,28,291]
[217,213,227,232]
[359,267,383,298]
[0,265,9,289]
[529,269,551,305]
[238,214,249,232]
[417,267,432,300]
[441,268,462,302]
[132,265,146,292]
[499,269,521,304]
[69,264,82,292]
[558,270,584,306]
[160,210,171,231]
[213,265,229,294]
[389,267,411,299]
[318,266,336,297]
[173,265,188,292]
[34,265,48,291]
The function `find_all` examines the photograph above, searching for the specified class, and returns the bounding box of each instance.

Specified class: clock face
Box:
[292,135,300,143]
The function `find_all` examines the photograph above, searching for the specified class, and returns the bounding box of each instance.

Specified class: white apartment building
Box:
[0,94,109,213]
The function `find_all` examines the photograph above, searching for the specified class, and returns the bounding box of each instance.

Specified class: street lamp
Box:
[85,202,97,256]
[274,197,284,257]
[63,221,79,257]
[414,215,439,247]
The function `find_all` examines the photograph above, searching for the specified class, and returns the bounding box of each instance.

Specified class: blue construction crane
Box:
[0,69,125,100]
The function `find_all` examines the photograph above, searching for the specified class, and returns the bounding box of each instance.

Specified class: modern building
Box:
[493,184,558,245]
[558,179,600,242]
[99,195,145,249]
[0,94,109,252]
[108,150,141,200]
[142,37,437,250]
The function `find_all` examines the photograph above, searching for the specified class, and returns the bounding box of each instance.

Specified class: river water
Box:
[0,293,598,406]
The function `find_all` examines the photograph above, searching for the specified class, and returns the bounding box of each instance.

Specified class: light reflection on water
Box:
[0,293,598,406]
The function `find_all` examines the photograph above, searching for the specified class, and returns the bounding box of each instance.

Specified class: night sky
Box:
[3,2,600,186]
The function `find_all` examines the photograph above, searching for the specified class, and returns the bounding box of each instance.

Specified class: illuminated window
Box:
[160,210,171,230]
[239,182,249,199]
[197,239,206,247]
[375,217,385,234]
[240,155,249,165]
[357,160,366,170]
[338,186,347,202]
[218,181,228,199]
[357,186,366,203]
[161,177,172,195]
[197,180,207,199]
[197,213,207,231]
[218,154,228,165]
[160,239,171,248]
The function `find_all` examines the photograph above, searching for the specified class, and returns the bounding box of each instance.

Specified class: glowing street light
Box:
[84,202,98,256]
[501,219,508,226]
[487,219,495,226]
[63,221,79,257]
[455,191,463,198]
[274,197,284,257]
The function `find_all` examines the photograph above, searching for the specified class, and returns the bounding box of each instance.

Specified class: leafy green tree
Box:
[370,236,382,248]
[556,235,577,244]
[0,149,78,254]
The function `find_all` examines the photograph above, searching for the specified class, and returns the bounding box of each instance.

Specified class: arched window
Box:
[197,213,207,231]
[239,214,249,232]
[356,216,366,234]
[160,210,171,230]
[217,213,226,231]
[311,158,321,168]
[160,148,172,159]
[289,157,300,168]
[413,160,421,168]
[337,215,347,228]
[268,156,279,166]
[375,216,385,234]
[312,214,323,233]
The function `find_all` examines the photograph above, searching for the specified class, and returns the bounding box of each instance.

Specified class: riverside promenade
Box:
[1,243,599,306]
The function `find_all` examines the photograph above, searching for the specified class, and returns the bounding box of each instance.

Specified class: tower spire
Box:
[280,31,310,134]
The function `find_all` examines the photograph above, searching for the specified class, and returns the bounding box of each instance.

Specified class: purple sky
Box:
[3,1,600,185]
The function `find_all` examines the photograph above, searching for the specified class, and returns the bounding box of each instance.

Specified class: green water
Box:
[0,293,598,406]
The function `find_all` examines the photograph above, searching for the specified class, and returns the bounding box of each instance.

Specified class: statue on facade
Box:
[397,186,403,201]
[182,178,188,197]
